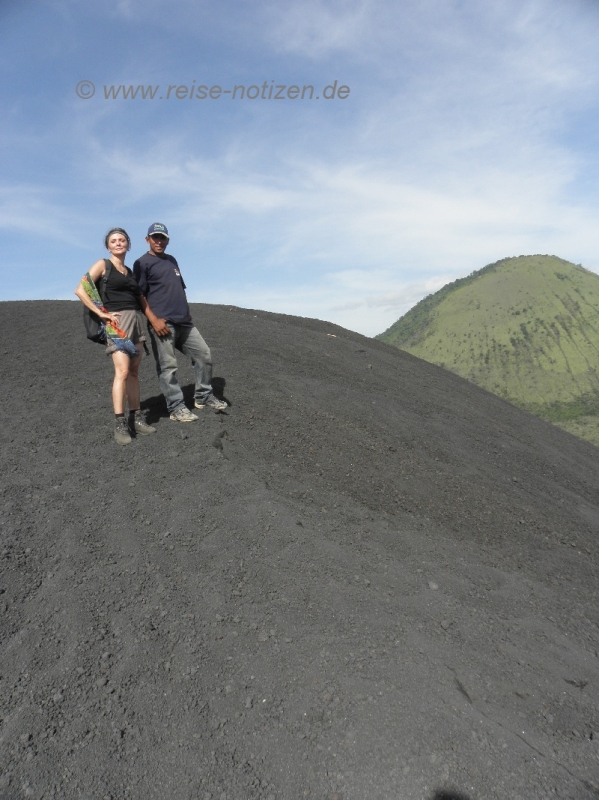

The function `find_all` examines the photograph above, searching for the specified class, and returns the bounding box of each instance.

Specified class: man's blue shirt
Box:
[133,252,193,325]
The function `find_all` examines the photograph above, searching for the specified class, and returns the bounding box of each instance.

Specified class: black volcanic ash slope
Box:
[1,300,598,800]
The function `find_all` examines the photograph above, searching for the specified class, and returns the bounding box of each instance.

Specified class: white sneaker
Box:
[195,395,227,412]
[169,406,198,422]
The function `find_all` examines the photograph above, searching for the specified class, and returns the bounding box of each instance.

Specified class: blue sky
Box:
[3,0,599,336]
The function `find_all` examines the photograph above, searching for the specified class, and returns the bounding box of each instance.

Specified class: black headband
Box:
[104,227,131,249]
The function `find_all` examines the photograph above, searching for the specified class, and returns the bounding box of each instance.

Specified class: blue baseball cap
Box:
[147,222,169,238]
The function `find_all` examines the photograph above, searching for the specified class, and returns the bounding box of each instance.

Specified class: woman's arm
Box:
[74,259,119,324]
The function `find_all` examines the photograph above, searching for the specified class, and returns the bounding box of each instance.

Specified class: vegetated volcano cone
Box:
[377,255,599,446]
[1,300,599,800]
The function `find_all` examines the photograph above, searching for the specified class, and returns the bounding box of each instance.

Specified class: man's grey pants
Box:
[148,322,213,413]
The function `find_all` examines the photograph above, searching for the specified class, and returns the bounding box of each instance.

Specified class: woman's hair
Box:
[104,227,131,250]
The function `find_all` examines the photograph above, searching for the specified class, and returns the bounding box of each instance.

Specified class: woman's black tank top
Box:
[103,264,142,311]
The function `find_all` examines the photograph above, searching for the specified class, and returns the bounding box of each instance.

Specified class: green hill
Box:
[377,255,599,445]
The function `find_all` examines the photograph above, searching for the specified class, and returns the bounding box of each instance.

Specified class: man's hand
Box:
[151,317,170,337]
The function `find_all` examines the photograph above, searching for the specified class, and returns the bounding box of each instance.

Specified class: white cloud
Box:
[4,0,599,336]
[70,116,599,335]
[264,0,373,59]
[201,270,451,337]
[0,184,83,244]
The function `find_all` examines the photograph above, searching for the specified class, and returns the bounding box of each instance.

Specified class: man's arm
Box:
[138,295,170,336]
[132,257,148,295]
[133,257,170,336]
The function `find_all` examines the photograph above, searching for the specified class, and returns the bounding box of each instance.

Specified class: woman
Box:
[75,227,158,445]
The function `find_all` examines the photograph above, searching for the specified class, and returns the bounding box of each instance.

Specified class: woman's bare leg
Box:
[111,351,131,414]
[125,349,143,411]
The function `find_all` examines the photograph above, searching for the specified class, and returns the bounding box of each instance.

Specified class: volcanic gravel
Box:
[1,300,598,800]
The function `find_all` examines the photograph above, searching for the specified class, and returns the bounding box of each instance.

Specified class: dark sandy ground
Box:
[1,300,598,800]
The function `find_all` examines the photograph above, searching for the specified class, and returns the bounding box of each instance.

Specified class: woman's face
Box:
[107,233,129,255]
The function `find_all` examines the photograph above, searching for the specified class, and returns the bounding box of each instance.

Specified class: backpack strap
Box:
[97,258,112,303]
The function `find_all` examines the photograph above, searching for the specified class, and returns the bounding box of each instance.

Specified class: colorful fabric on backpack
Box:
[82,272,139,357]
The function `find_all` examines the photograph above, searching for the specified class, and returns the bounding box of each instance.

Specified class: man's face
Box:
[147,234,169,256]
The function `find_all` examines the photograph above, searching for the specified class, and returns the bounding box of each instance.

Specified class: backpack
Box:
[83,259,113,343]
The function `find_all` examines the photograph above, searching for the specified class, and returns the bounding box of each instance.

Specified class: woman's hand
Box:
[100,310,121,326]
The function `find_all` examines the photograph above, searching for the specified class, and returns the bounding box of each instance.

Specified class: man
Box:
[133,223,227,421]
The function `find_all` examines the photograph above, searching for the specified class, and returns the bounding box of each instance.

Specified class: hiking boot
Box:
[169,405,198,422]
[194,395,227,412]
[114,417,132,445]
[131,411,156,435]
